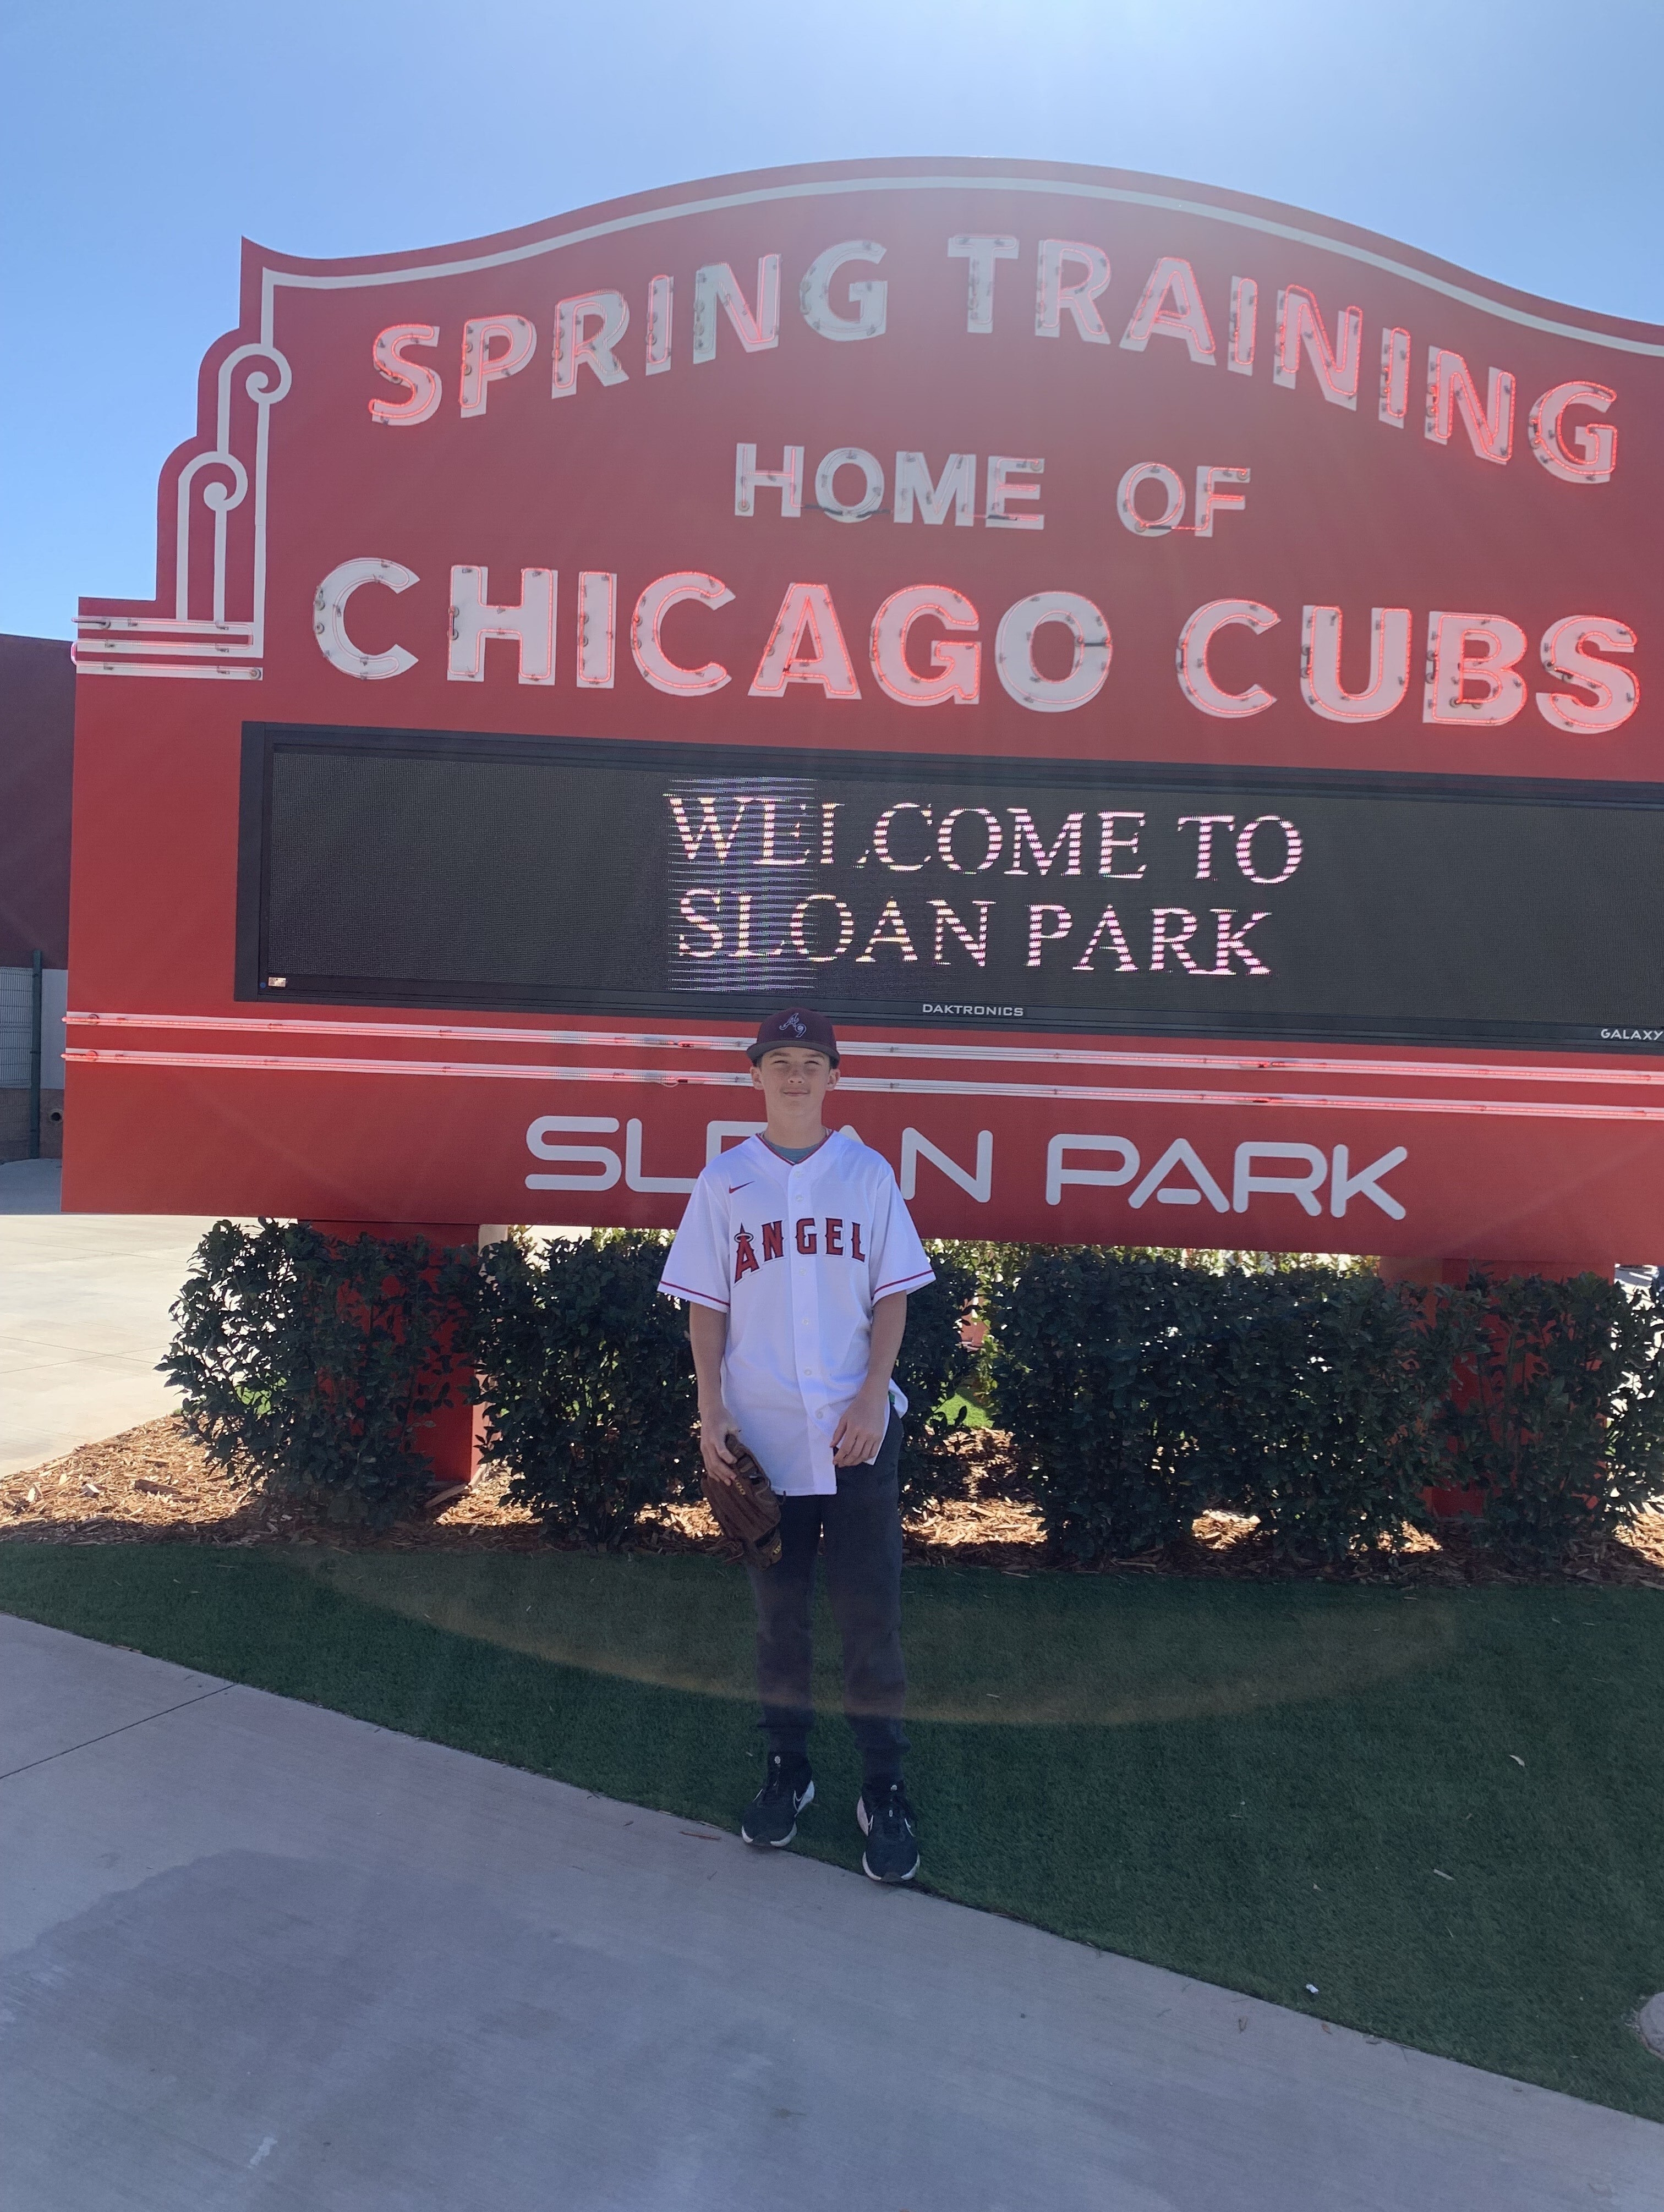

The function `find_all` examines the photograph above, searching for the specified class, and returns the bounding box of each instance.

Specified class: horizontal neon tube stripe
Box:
[64,1013,1664,1090]
[61,1046,1664,1122]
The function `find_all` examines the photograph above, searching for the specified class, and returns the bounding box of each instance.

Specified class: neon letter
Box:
[1526,382,1617,485]
[459,315,535,418]
[751,581,862,700]
[369,326,441,426]
[1036,240,1112,343]
[894,451,976,526]
[1120,255,1216,364]
[552,291,630,395]
[814,448,885,523]
[632,572,734,696]
[1425,348,1514,464]
[799,241,887,341]
[645,275,672,374]
[871,585,981,707]
[1192,465,1250,537]
[313,557,418,679]
[447,566,555,685]
[1177,600,1279,717]
[1422,612,1528,726]
[986,455,1044,530]
[1536,617,1639,733]
[1228,277,1256,375]
[1379,327,1410,427]
[948,234,1018,333]
[1300,606,1412,723]
[693,257,780,361]
[577,571,616,689]
[1273,287,1362,409]
[1116,462,1185,537]
[994,592,1112,713]
[735,443,804,519]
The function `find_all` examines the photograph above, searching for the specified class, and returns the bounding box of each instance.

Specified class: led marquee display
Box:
[244,724,1662,1052]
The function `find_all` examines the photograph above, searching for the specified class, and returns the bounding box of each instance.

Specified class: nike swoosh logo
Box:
[728,1182,752,1194]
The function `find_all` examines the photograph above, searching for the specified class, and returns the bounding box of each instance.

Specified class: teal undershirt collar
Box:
[763,1134,830,1164]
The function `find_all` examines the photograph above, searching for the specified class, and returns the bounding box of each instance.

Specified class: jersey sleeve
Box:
[658,1172,731,1311]
[866,1163,935,1301]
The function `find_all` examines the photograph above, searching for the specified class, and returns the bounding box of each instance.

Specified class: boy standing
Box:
[658,1009,934,1882]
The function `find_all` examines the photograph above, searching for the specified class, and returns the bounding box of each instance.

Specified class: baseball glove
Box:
[702,1443,782,1568]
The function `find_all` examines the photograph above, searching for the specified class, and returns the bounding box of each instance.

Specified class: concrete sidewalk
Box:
[2,1615,1657,2211]
[0,1163,217,1476]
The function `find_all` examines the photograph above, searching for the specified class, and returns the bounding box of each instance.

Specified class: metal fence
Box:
[0,964,68,1090]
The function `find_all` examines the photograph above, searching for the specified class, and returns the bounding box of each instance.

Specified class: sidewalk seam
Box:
[0,1681,231,1783]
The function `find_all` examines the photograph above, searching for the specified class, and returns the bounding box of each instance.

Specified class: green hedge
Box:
[893,1242,983,1508]
[1419,1270,1664,1567]
[470,1232,985,1535]
[1211,1267,1443,1566]
[988,1250,1223,1558]
[474,1231,699,1549]
[165,1226,1664,1568]
[988,1251,1664,1569]
[165,1225,978,1546]
[989,1257,1439,1566]
[161,1220,480,1527]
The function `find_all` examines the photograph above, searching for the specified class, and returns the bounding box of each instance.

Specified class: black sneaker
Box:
[856,1779,920,1884]
[740,1754,814,1847]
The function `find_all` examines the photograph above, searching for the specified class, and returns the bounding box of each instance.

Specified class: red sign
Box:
[68,157,1664,1259]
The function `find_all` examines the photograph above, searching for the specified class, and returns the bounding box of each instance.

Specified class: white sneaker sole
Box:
[742,1776,814,1848]
[856,1793,919,1884]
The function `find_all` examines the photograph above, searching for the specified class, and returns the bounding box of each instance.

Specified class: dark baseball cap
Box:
[746,1008,840,1064]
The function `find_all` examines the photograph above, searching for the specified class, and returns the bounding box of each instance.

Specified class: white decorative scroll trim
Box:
[76,336,292,680]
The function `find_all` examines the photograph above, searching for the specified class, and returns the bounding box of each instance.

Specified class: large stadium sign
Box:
[68,158,1663,1255]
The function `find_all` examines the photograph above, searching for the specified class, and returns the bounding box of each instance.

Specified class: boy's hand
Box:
[699,1403,743,1486]
[831,1382,890,1468]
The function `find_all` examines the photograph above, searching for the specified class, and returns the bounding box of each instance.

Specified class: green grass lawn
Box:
[3,1544,1661,2121]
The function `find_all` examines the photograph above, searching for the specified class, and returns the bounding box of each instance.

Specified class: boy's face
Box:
[750,1045,839,1110]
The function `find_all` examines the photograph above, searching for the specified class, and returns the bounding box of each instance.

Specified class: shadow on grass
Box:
[292,1547,1466,1726]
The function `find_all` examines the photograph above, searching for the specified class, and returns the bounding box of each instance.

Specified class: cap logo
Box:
[748,1006,836,1064]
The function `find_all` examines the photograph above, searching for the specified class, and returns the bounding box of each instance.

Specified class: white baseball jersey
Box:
[658,1129,935,1496]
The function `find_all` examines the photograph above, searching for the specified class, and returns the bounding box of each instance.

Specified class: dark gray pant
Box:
[745,1416,908,1785]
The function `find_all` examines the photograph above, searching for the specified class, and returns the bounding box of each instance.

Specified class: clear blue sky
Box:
[3,0,1660,640]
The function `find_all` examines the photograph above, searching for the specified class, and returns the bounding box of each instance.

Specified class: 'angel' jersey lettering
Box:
[659,1130,934,1496]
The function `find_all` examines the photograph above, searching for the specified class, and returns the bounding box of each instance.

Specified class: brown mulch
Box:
[2,1416,1661,1588]
[0,1417,549,1556]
